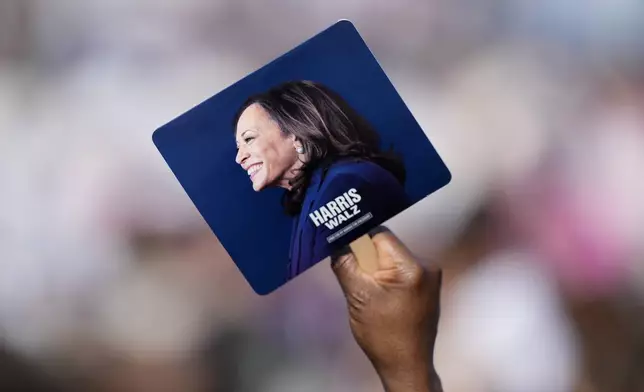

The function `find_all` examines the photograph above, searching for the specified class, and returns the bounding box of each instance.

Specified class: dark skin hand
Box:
[331,227,443,392]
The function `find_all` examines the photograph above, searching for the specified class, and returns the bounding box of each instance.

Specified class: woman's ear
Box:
[290,136,301,151]
[294,141,305,155]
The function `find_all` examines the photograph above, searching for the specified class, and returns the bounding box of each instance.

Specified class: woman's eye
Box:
[245,137,254,143]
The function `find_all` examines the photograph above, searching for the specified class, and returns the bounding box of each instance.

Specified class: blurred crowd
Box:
[1,0,644,391]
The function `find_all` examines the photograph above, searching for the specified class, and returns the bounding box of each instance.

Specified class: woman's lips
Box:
[247,163,263,180]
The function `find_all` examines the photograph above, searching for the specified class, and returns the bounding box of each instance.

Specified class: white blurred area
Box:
[1,0,644,391]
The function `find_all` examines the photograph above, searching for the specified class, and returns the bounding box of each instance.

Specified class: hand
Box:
[331,227,443,392]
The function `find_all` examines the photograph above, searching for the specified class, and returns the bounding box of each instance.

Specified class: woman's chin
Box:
[251,177,266,191]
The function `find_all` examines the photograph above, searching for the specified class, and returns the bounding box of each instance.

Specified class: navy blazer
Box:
[287,159,411,280]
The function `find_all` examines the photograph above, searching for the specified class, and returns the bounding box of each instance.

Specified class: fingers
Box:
[331,247,367,292]
[332,226,430,292]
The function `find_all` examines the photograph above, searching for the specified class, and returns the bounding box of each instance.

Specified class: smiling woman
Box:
[232,80,411,280]
[234,103,304,192]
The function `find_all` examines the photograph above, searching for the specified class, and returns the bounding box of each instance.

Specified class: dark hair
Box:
[233,80,406,216]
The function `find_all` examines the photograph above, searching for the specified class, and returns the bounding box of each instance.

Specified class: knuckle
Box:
[406,263,427,287]
[349,288,369,306]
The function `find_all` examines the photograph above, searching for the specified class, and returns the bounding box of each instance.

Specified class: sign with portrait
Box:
[153,21,451,294]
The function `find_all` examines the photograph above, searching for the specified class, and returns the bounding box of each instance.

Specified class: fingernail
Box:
[368,225,390,238]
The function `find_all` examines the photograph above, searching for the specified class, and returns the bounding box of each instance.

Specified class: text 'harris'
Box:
[309,188,362,229]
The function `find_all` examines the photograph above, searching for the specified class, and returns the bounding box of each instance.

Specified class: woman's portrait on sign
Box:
[233,81,411,280]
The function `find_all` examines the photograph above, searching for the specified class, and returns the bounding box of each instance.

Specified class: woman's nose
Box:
[235,147,248,165]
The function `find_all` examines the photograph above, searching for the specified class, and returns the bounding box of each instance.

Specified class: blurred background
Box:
[1,0,644,391]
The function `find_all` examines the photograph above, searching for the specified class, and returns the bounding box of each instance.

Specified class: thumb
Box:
[370,227,416,270]
[331,247,367,293]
